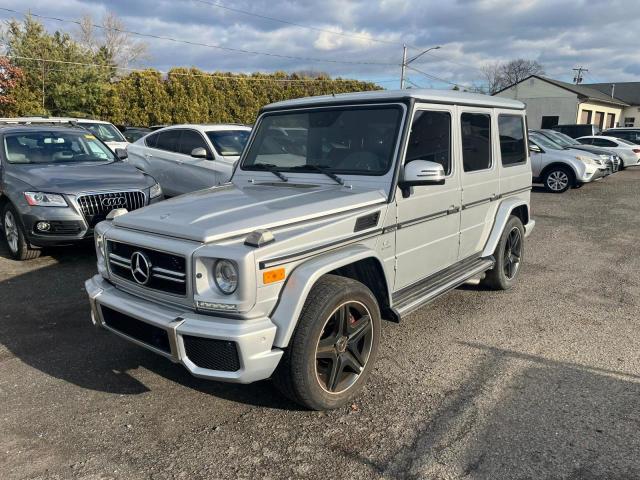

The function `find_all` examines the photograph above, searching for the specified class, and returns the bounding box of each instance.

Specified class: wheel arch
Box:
[270,245,393,348]
[481,197,530,258]
[540,162,578,185]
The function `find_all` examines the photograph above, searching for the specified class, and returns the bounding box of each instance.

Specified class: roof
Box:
[0,123,84,133]
[495,75,629,106]
[263,88,525,111]
[586,82,640,106]
[0,116,113,125]
[156,124,252,132]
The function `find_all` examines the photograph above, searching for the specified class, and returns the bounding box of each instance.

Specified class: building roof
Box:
[585,82,640,106]
[495,75,629,107]
[264,88,525,111]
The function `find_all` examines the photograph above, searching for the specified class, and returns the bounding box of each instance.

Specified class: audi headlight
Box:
[149,183,162,199]
[24,191,67,207]
[213,259,238,294]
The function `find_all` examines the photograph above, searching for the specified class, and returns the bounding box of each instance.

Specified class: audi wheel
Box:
[2,204,40,261]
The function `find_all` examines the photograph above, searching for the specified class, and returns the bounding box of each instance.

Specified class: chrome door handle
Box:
[447,205,459,214]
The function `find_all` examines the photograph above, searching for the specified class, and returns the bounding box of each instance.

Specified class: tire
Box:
[273,275,381,410]
[482,216,524,291]
[2,204,41,260]
[573,182,584,189]
[543,166,574,193]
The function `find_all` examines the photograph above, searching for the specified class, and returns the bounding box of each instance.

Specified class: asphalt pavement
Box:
[1,170,639,479]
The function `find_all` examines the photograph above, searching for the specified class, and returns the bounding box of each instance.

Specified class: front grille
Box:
[183,335,240,371]
[107,241,187,295]
[100,305,171,353]
[77,191,146,227]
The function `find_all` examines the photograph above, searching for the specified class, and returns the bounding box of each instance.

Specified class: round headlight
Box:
[214,259,238,294]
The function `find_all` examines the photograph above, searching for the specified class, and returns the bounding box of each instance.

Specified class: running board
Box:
[391,256,495,319]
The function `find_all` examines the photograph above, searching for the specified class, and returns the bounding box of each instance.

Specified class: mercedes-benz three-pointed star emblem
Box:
[130,251,151,285]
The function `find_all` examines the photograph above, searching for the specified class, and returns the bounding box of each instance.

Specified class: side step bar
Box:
[391,256,495,319]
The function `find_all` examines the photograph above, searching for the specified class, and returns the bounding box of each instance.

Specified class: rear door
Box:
[457,107,499,259]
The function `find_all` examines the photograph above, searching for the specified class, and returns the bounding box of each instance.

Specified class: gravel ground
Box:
[1,170,639,480]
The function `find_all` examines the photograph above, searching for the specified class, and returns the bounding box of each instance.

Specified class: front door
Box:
[458,108,500,259]
[394,105,462,291]
[173,129,218,194]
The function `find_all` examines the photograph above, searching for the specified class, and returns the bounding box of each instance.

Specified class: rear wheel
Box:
[2,204,40,261]
[273,275,381,410]
[482,216,524,290]
[543,166,573,193]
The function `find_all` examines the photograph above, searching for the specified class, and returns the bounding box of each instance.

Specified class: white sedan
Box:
[577,136,640,169]
[127,124,251,197]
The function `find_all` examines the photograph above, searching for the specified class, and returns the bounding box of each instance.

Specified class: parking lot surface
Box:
[1,171,640,480]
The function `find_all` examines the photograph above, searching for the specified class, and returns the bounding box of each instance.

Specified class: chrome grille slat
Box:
[153,274,186,283]
[152,266,186,278]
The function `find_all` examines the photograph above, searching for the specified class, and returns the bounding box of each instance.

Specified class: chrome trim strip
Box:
[109,253,131,264]
[152,266,186,278]
[153,273,186,283]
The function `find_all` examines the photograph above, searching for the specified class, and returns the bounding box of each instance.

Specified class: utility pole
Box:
[573,67,588,84]
[400,44,440,90]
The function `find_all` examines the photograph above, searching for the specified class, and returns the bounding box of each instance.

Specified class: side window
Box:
[145,132,159,148]
[578,137,593,145]
[179,130,209,156]
[593,138,616,147]
[405,110,451,175]
[461,112,492,172]
[155,130,181,153]
[498,115,526,166]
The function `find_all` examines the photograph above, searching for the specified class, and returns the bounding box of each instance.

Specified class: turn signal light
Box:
[263,268,285,284]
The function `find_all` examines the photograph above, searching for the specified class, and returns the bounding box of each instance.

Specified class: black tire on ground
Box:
[573,182,584,189]
[482,215,525,291]
[543,166,574,193]
[272,274,381,410]
[618,161,625,170]
[2,203,41,260]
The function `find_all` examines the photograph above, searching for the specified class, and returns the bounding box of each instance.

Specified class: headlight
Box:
[576,156,597,166]
[24,191,67,207]
[149,183,162,199]
[213,259,238,295]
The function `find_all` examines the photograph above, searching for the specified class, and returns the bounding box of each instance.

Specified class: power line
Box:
[405,65,473,90]
[0,7,398,67]
[188,0,405,47]
[3,53,398,84]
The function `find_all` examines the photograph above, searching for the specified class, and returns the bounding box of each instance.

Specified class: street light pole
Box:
[400,45,441,89]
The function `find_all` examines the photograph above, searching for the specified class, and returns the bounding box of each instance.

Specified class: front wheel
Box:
[482,216,525,290]
[273,275,381,410]
[543,166,573,193]
[2,204,41,261]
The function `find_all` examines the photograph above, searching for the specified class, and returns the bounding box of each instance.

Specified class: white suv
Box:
[127,125,251,197]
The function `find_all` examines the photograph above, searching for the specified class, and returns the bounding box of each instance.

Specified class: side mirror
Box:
[191,147,208,159]
[115,148,128,160]
[529,144,542,153]
[398,160,445,197]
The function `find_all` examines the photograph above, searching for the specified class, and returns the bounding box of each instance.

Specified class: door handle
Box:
[489,193,500,201]
[447,205,459,214]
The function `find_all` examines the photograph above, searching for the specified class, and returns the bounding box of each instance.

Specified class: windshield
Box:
[545,130,579,146]
[206,130,250,156]
[3,131,116,164]
[529,132,563,151]
[81,122,127,143]
[242,106,403,176]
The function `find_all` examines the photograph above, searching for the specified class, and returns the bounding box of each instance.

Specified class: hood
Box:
[113,182,387,243]
[8,161,152,194]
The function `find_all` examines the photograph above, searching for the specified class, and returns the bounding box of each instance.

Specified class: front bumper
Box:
[581,167,607,183]
[85,274,283,383]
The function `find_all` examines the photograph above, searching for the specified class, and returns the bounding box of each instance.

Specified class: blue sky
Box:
[2,0,639,89]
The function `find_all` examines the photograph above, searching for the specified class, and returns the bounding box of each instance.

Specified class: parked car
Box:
[127,124,251,197]
[602,128,640,145]
[576,136,640,169]
[0,125,162,260]
[531,129,620,173]
[528,131,607,192]
[120,127,151,143]
[552,123,601,138]
[0,117,129,152]
[85,89,535,410]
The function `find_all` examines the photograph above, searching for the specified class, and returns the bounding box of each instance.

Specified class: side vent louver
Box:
[354,211,380,232]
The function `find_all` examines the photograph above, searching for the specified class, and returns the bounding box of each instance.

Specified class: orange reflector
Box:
[263,268,285,284]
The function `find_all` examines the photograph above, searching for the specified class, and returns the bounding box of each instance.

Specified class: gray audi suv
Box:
[0,125,163,260]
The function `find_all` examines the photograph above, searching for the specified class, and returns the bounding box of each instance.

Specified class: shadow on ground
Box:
[0,239,298,410]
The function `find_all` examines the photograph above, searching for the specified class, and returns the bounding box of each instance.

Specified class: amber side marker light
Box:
[263,268,285,284]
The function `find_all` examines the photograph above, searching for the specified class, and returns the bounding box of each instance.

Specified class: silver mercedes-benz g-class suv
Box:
[86,89,534,410]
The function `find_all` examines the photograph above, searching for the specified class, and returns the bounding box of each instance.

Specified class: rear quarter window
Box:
[498,115,527,166]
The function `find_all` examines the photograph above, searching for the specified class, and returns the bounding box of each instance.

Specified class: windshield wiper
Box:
[290,164,344,185]
[249,163,288,182]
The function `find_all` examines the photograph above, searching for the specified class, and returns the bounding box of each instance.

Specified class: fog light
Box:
[36,221,51,232]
